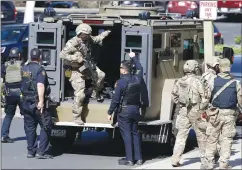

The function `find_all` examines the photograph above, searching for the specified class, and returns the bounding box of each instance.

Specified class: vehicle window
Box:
[120,1,154,7]
[126,35,142,47]
[153,34,162,49]
[1,27,26,42]
[1,1,11,10]
[72,3,79,8]
[68,31,76,39]
[199,39,204,54]
[183,39,193,60]
[22,30,28,41]
[51,3,71,8]
[171,33,181,48]
[36,32,55,44]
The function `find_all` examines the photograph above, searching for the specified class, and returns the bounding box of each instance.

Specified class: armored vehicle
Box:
[27,1,206,150]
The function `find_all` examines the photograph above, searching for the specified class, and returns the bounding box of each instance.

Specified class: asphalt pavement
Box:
[0,118,179,169]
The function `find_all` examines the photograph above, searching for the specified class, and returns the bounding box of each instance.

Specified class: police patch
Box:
[42,71,46,76]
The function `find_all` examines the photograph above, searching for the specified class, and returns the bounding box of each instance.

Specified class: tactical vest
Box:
[21,62,50,98]
[122,76,141,106]
[178,76,201,105]
[211,77,237,109]
[5,60,22,84]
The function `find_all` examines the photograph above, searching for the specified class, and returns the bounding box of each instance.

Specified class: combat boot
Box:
[219,162,232,169]
[74,119,84,125]
[172,157,181,167]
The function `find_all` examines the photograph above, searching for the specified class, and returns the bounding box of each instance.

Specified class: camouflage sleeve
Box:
[171,80,179,104]
[59,39,84,62]
[195,79,209,110]
[91,30,111,45]
[236,81,242,110]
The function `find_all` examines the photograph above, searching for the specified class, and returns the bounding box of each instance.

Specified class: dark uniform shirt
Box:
[108,57,144,115]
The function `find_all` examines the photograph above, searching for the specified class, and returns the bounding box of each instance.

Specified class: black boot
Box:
[1,137,14,143]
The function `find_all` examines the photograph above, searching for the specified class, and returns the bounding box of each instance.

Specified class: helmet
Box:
[30,48,41,59]
[206,58,220,68]
[183,60,199,73]
[9,47,20,58]
[75,23,92,35]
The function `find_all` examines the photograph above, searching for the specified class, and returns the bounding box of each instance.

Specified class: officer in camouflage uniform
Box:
[1,47,23,143]
[171,60,209,169]
[201,58,221,164]
[205,58,242,169]
[60,23,111,125]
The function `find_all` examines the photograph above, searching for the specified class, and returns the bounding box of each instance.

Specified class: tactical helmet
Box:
[183,60,199,73]
[206,58,220,68]
[9,47,20,58]
[75,23,92,35]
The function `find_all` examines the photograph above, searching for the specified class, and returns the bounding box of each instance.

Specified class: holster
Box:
[21,96,38,114]
[207,107,220,127]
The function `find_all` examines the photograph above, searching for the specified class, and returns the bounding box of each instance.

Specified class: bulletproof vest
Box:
[21,62,44,97]
[5,60,22,84]
[211,77,237,109]
[122,76,141,106]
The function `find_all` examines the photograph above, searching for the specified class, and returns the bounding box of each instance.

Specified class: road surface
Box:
[1,118,189,169]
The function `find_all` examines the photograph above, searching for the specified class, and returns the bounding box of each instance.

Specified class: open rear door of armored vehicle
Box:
[28,22,65,106]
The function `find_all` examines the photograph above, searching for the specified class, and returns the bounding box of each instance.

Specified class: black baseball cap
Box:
[9,47,20,58]
[30,48,41,59]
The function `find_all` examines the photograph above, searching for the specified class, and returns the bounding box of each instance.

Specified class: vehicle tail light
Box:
[191,2,197,9]
[239,2,242,8]
[82,20,104,24]
[14,8,17,20]
[167,2,172,8]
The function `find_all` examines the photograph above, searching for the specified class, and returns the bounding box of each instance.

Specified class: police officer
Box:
[21,48,53,159]
[107,51,146,166]
[205,58,242,169]
[1,47,23,143]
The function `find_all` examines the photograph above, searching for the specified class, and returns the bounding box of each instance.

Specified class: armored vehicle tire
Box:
[50,126,80,152]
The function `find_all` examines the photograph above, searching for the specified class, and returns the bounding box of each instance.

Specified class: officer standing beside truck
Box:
[107,51,145,166]
[1,47,23,143]
[60,23,111,125]
[21,48,53,159]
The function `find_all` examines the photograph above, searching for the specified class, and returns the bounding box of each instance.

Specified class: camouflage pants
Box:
[205,109,237,169]
[172,107,207,167]
[70,67,105,124]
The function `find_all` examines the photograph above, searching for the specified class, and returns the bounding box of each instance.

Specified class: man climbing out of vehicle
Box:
[60,23,111,125]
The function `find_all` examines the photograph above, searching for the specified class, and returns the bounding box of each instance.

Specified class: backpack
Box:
[5,60,22,84]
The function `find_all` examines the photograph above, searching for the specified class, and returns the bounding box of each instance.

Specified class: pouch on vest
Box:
[5,61,22,84]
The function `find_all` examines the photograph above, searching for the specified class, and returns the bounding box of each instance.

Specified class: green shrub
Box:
[234,36,242,45]
[215,44,242,55]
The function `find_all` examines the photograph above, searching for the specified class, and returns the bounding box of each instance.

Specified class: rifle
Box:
[79,58,98,86]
